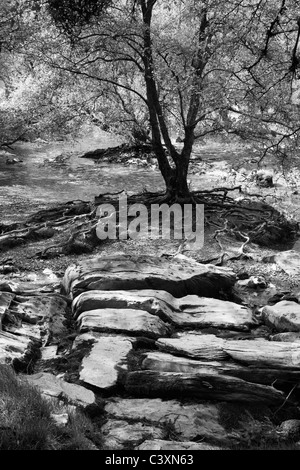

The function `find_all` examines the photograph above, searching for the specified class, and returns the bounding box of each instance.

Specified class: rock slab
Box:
[79,335,133,389]
[25,372,96,408]
[63,254,236,299]
[76,308,171,338]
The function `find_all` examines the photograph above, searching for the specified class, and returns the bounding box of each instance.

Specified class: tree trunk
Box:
[140,0,191,199]
[139,3,211,200]
[166,157,190,199]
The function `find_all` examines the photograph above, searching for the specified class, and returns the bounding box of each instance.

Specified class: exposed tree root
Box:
[0,186,298,259]
[95,186,298,247]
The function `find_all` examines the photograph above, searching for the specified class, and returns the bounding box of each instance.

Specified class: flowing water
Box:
[0,130,165,223]
[1,129,300,234]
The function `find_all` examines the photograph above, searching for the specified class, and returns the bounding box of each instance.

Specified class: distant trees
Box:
[0,0,90,147]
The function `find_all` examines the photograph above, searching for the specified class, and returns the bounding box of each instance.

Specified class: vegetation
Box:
[0,364,102,450]
[1,1,300,197]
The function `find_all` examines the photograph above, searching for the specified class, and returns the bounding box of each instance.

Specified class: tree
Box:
[7,0,300,198]
[1,0,298,254]
[22,0,223,198]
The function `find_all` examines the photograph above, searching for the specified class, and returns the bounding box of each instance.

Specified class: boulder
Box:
[262,301,300,332]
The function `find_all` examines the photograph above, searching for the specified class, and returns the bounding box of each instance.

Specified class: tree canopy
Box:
[1,0,300,196]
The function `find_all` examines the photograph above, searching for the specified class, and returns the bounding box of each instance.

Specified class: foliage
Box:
[2,1,300,191]
[47,0,112,39]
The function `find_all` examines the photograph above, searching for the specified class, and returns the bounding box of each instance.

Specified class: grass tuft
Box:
[0,364,103,450]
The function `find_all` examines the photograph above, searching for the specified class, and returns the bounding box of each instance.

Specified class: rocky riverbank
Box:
[2,252,300,449]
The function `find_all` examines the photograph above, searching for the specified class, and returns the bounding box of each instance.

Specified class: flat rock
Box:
[79,335,133,389]
[105,398,226,441]
[263,250,300,276]
[136,440,223,450]
[262,301,300,332]
[161,297,255,331]
[125,370,285,404]
[224,338,300,368]
[63,254,236,299]
[25,372,96,408]
[156,333,228,360]
[102,419,164,450]
[142,351,236,374]
[76,308,171,338]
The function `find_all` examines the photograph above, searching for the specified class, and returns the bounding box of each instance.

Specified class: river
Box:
[1,129,300,231]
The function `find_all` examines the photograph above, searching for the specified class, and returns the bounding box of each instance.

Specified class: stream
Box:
[1,129,300,238]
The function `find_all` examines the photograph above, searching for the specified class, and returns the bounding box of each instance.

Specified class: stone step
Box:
[224,338,300,369]
[76,308,171,339]
[63,254,236,299]
[142,351,300,385]
[72,290,255,331]
[156,333,228,360]
[72,290,173,320]
[73,333,134,390]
